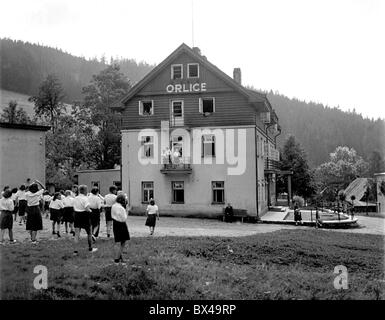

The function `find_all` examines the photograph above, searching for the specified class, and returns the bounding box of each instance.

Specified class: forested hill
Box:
[0,38,154,102]
[267,93,384,166]
[1,38,383,167]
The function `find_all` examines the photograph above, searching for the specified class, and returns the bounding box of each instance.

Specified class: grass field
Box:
[1,229,383,300]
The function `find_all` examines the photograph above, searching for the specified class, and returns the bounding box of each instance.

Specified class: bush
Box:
[292,195,305,207]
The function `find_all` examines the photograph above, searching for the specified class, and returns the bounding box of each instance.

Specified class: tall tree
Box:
[315,146,369,200]
[278,135,315,199]
[0,100,32,124]
[45,113,99,189]
[28,74,65,133]
[80,64,131,169]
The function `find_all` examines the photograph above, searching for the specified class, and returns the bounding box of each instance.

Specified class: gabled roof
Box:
[114,43,270,111]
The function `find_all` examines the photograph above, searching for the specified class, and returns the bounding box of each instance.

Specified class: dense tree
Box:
[278,135,315,199]
[45,113,99,188]
[0,100,32,124]
[267,91,385,167]
[366,150,385,177]
[79,64,131,169]
[28,75,65,133]
[315,146,369,200]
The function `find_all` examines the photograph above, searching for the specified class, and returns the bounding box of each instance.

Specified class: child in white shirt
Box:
[111,194,130,264]
[0,190,16,244]
[49,192,64,237]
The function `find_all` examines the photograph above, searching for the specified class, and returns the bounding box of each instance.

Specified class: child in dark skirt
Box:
[49,192,64,237]
[0,190,17,244]
[111,194,130,264]
[72,185,98,255]
[88,187,103,241]
[25,180,45,244]
[11,188,19,222]
[62,190,75,235]
[294,204,302,226]
[104,186,118,238]
[16,185,27,225]
[43,191,51,218]
[145,199,159,235]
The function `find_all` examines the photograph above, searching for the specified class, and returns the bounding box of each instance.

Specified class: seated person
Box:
[224,203,234,223]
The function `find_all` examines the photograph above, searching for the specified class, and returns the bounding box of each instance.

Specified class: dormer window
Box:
[171,64,183,80]
[188,63,199,78]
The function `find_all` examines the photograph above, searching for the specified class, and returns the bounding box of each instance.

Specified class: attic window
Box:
[188,63,199,78]
[171,64,183,80]
[199,97,215,114]
[139,100,154,116]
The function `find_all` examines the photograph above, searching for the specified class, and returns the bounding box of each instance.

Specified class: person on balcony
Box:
[172,148,180,164]
[162,147,172,164]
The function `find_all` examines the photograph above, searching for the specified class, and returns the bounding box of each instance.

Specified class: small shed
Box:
[74,168,121,196]
[344,177,376,210]
[0,122,50,189]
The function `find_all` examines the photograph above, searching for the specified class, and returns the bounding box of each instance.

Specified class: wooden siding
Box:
[121,91,258,129]
[138,52,232,94]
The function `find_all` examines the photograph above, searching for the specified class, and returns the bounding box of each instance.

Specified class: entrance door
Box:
[171,100,184,126]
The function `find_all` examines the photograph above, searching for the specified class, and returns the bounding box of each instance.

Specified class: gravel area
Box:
[3,213,384,245]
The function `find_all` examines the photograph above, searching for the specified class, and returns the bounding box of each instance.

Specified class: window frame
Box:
[171,100,184,117]
[138,100,154,116]
[141,135,154,158]
[199,97,216,114]
[171,64,183,80]
[172,181,184,204]
[142,181,154,204]
[187,63,199,78]
[201,134,216,158]
[212,181,225,204]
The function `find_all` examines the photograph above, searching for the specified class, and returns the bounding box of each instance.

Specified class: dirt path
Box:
[5,214,383,244]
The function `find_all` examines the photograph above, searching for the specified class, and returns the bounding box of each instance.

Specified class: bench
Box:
[222,209,248,223]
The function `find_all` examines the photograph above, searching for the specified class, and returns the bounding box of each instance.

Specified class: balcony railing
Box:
[265,158,280,171]
[160,156,192,174]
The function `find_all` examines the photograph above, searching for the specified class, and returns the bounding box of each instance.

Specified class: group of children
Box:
[0,181,160,264]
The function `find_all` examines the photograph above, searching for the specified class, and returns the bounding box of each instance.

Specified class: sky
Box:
[0,0,384,120]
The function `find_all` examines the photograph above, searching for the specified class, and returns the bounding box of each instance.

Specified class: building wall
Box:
[121,126,259,218]
[0,127,46,189]
[76,169,120,196]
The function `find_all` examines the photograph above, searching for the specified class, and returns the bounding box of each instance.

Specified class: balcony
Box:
[264,158,280,173]
[160,156,192,174]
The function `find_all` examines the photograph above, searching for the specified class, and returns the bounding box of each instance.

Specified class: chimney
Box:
[233,68,242,85]
[192,47,201,55]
